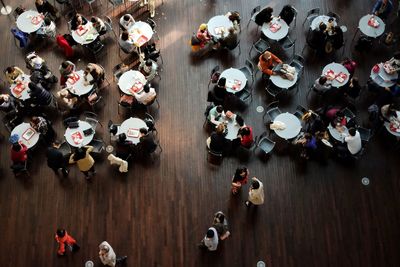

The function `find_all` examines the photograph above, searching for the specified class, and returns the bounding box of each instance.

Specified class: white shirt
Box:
[119,14,135,30]
[133,87,156,105]
[203,227,218,251]
[99,241,116,267]
[344,131,362,155]
[248,177,264,205]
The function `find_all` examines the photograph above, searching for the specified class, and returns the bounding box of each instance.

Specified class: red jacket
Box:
[241,127,254,148]
[10,144,28,163]
[55,231,77,255]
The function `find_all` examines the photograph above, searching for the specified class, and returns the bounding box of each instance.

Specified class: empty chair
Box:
[290,54,305,76]
[254,132,276,157]
[146,18,159,40]
[89,139,105,153]
[263,101,281,122]
[327,11,341,23]
[239,59,255,87]
[84,111,102,130]
[207,149,223,165]
[278,36,296,57]
[265,82,284,98]
[86,0,102,13]
[84,39,105,61]
[208,65,220,89]
[249,37,270,57]
[302,8,320,27]
[10,160,30,178]
[246,5,261,29]
[237,88,252,103]
[357,127,372,144]
[58,141,72,157]
[104,16,118,40]
[294,105,308,120]
[112,63,129,81]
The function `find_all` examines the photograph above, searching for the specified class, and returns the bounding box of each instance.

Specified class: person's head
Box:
[251,179,260,189]
[73,147,87,161]
[9,134,19,144]
[394,51,400,60]
[333,26,342,34]
[100,245,109,253]
[12,143,22,152]
[263,51,272,60]
[318,22,327,32]
[199,23,207,31]
[235,167,247,176]
[328,17,334,23]
[235,115,244,127]
[240,126,250,136]
[216,123,226,135]
[143,83,151,93]
[228,11,240,22]
[206,229,215,238]
[214,212,225,223]
[304,133,312,140]
[336,110,344,119]
[44,18,51,26]
[265,7,273,14]
[75,14,83,23]
[123,14,131,21]
[5,66,14,74]
[228,27,235,35]
[52,140,61,149]
[145,60,152,68]
[61,61,69,69]
[217,77,226,87]
[90,17,97,23]
[121,30,129,41]
[139,127,148,135]
[36,0,43,4]
[348,127,356,136]
[318,76,328,85]
[118,133,127,143]
[56,229,65,237]
[216,105,223,114]
[31,116,40,124]
[28,82,38,91]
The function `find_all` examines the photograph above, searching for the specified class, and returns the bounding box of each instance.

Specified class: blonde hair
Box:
[199,24,207,31]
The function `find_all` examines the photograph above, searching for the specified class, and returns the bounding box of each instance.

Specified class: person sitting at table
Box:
[313,76,332,93]
[212,77,229,102]
[331,110,348,128]
[28,82,53,107]
[307,23,327,54]
[138,128,157,154]
[133,83,157,106]
[237,125,254,148]
[91,17,107,36]
[341,77,362,100]
[326,26,344,52]
[278,5,296,25]
[115,133,133,161]
[69,146,96,180]
[5,66,24,84]
[56,88,78,113]
[35,0,58,21]
[226,11,241,29]
[37,18,56,38]
[10,139,29,165]
[294,133,317,159]
[83,63,105,86]
[30,116,55,143]
[0,94,21,128]
[380,103,398,121]
[302,111,325,135]
[341,58,357,77]
[119,30,136,53]
[70,13,88,31]
[196,24,213,48]
[59,61,76,86]
[0,94,16,114]
[119,14,135,30]
[219,26,239,50]
[27,54,58,89]
[258,51,283,76]
[372,0,393,20]
[206,123,227,153]
[138,59,157,81]
[337,127,362,157]
[254,7,274,26]
[384,51,400,74]
[207,105,225,126]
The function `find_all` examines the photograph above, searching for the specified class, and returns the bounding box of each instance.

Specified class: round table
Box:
[128,21,154,47]
[370,63,398,88]
[261,17,289,41]
[322,62,350,88]
[118,70,147,96]
[384,111,400,137]
[310,15,337,30]
[358,14,385,38]
[270,70,298,89]
[71,22,100,45]
[11,122,40,149]
[220,68,247,94]
[207,15,233,38]
[64,120,95,147]
[215,115,241,140]
[66,70,94,96]
[118,117,148,144]
[10,74,31,101]
[328,124,348,142]
[16,10,44,33]
[273,113,301,139]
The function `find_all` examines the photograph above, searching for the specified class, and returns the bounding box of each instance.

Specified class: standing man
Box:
[198,227,219,251]
[140,0,156,18]
[245,177,265,207]
[55,229,80,256]
[98,241,127,266]
[46,141,69,177]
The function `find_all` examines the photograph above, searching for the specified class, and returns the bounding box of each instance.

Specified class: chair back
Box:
[306,8,320,18]
[256,132,276,155]
[245,59,255,75]
[294,105,307,120]
[358,127,372,143]
[89,139,105,153]
[58,141,72,157]
[146,18,156,30]
[264,101,281,121]
[342,107,356,121]
[265,83,283,98]
[327,11,340,22]
[207,149,223,165]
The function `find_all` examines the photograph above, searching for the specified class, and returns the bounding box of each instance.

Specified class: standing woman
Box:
[231,167,249,195]
[69,146,96,180]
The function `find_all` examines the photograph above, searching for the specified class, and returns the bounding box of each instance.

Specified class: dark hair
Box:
[217,77,226,87]
[56,229,65,237]
[233,167,247,182]
[351,77,359,87]
[12,143,22,152]
[265,7,273,14]
[44,18,51,26]
[328,17,334,22]
[121,31,129,41]
[214,212,225,223]
[28,82,38,91]
[73,147,87,161]
[145,59,152,67]
[252,180,260,189]
[61,61,69,68]
[90,17,97,23]
[319,23,327,31]
[336,111,344,118]
[123,15,131,21]
[143,83,150,93]
[304,133,312,140]
[239,126,250,136]
[53,140,61,146]
[139,127,148,135]
[348,127,356,136]
[319,76,327,84]
[118,133,127,142]
[206,229,215,238]
[216,105,223,113]
[235,115,244,126]
[5,67,14,73]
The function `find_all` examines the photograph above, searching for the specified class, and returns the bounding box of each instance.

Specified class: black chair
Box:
[84,111,102,129]
[10,161,30,178]
[207,149,223,165]
[290,6,298,27]
[208,65,220,89]
[302,8,320,28]
[278,36,296,57]
[144,113,158,136]
[254,132,276,157]
[146,18,159,40]
[58,141,72,157]
[84,39,105,61]
[239,59,255,87]
[263,101,281,123]
[63,116,79,128]
[357,127,372,144]
[237,88,252,103]
[342,107,356,121]
[327,11,341,23]
[203,103,215,129]
[290,54,305,76]
[265,82,284,98]
[294,105,308,120]
[246,5,261,29]
[249,37,270,57]
[89,139,105,154]
[112,63,129,81]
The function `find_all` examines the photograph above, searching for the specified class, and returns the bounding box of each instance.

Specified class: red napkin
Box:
[76,26,88,36]
[269,23,281,33]
[67,72,80,85]
[13,83,25,96]
[335,72,347,83]
[71,132,83,144]
[372,64,380,73]
[31,16,43,25]
[368,17,379,28]
[325,69,336,80]
[129,81,144,94]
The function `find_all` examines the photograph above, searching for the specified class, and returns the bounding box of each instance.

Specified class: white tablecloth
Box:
[11,122,40,149]
[322,62,350,88]
[71,22,100,45]
[220,68,247,94]
[207,15,233,38]
[358,14,385,38]
[64,120,95,147]
[370,63,398,88]
[270,70,298,89]
[118,70,147,96]
[261,17,289,41]
[16,10,44,33]
[10,74,31,101]
[127,21,154,47]
[273,113,301,139]
[66,70,94,96]
[118,117,148,144]
[328,124,348,142]
[310,15,337,30]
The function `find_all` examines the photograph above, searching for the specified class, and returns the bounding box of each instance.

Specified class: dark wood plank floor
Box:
[1,0,400,266]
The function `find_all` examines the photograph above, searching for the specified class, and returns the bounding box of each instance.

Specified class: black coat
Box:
[46,147,66,168]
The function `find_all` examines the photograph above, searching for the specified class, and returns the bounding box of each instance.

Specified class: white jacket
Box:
[99,241,116,267]
[248,177,265,205]
[108,154,128,173]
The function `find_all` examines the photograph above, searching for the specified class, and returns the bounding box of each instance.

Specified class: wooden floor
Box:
[1,0,400,266]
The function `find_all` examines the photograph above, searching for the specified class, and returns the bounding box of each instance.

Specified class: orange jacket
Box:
[55,231,76,255]
[258,53,282,75]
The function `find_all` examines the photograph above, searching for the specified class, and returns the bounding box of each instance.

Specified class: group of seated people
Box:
[307,18,344,54]
[254,5,296,26]
[190,11,241,56]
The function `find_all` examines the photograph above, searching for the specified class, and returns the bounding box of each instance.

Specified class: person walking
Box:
[198,227,219,251]
[212,211,230,240]
[231,167,249,195]
[69,146,96,180]
[98,241,127,266]
[46,141,69,176]
[245,177,264,207]
[55,229,79,256]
